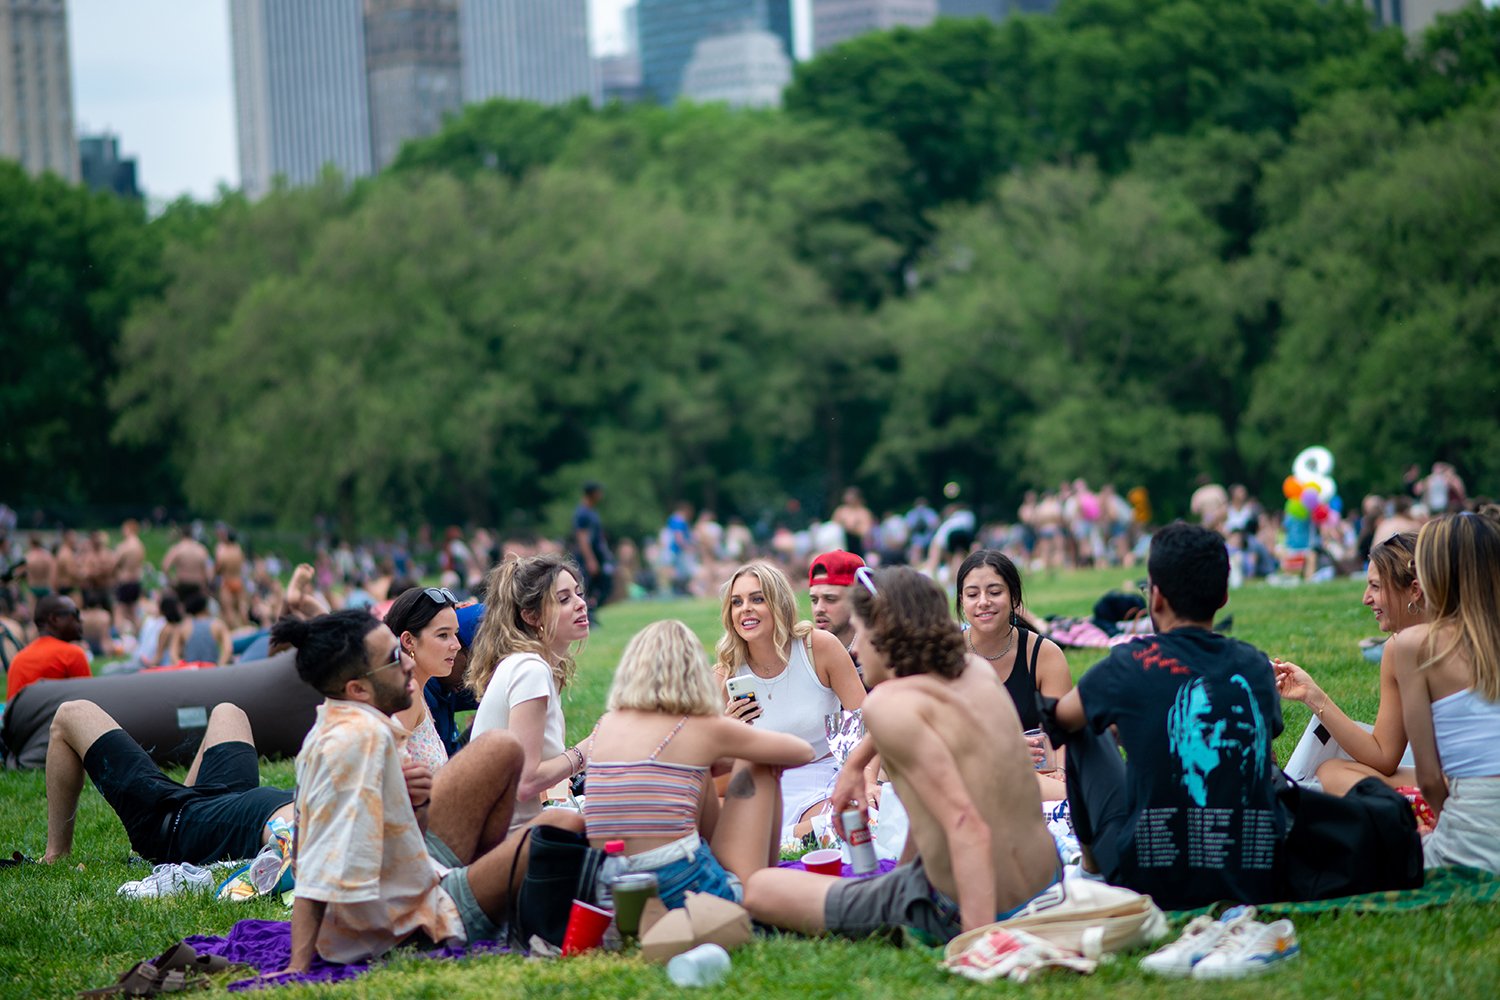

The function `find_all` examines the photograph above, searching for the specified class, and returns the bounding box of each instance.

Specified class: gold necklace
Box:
[749,660,790,700]
[967,626,1016,662]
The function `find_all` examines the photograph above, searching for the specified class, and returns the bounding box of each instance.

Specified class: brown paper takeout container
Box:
[638,891,752,963]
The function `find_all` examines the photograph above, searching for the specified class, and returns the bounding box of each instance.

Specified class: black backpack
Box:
[1276,775,1425,900]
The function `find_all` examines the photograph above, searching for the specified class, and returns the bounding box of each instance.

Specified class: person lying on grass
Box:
[273,609,581,971]
[42,700,292,866]
[744,567,1062,945]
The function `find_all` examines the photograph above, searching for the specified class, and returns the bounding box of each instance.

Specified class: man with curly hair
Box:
[743,567,1062,945]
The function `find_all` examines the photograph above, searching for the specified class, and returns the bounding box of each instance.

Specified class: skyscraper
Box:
[1367,0,1468,36]
[78,132,139,198]
[937,0,1054,20]
[0,0,78,182]
[812,0,936,53]
[460,0,597,106]
[365,0,462,170]
[638,0,794,104]
[230,0,372,199]
[680,26,792,107]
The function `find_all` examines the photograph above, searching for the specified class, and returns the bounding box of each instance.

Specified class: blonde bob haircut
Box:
[713,561,812,676]
[1415,511,1500,701]
[466,553,583,698]
[608,620,720,716]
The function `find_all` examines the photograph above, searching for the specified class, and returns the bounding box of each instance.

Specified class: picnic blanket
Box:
[778,857,899,877]
[183,919,508,991]
[1174,866,1500,918]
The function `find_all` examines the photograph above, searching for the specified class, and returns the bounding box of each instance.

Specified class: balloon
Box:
[1282,476,1301,500]
[1307,473,1337,500]
[1078,493,1100,520]
[1285,498,1308,520]
[1312,504,1330,525]
[1294,445,1335,483]
[1301,486,1321,509]
[1329,495,1343,514]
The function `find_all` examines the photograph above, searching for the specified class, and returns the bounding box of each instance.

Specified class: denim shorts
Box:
[426,830,503,944]
[633,841,743,910]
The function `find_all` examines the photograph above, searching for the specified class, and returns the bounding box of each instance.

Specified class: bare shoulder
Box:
[807,627,845,658]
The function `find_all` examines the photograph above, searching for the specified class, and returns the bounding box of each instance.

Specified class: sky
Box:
[67,0,811,203]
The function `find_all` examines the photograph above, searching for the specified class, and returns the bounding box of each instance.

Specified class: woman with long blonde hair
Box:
[716,562,865,841]
[467,553,593,835]
[1274,532,1427,794]
[583,620,813,908]
[1392,511,1500,872]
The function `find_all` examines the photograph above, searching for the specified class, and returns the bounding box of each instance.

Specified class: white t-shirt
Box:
[473,652,565,831]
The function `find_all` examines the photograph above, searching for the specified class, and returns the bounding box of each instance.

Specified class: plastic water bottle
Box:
[597,839,627,950]
[667,943,731,987]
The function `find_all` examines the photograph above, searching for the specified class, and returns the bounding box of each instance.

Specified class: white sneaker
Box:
[1192,913,1300,979]
[117,862,215,899]
[1139,906,1254,977]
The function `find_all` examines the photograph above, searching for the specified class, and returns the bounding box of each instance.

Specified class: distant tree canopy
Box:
[7,0,1500,536]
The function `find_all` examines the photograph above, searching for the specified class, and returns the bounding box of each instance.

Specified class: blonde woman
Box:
[716,562,865,841]
[584,620,814,907]
[1392,511,1500,872]
[1274,532,1426,794]
[467,554,592,835]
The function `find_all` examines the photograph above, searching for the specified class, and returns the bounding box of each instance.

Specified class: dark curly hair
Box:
[849,567,967,680]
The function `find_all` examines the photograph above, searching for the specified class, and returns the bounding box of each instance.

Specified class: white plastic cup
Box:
[666,943,731,987]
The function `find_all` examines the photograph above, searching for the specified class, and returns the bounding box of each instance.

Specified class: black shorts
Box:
[84,731,291,864]
[115,581,142,605]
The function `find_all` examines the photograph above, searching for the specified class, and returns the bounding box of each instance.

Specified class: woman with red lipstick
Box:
[715,562,865,842]
[1274,532,1426,794]
[467,554,595,835]
[384,586,461,773]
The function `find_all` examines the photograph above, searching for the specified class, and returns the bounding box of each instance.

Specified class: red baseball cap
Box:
[809,550,866,588]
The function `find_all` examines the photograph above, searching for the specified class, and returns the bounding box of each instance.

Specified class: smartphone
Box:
[725,676,759,703]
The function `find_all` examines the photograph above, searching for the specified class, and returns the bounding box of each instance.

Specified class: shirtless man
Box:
[23,535,55,602]
[114,520,147,632]
[215,526,248,629]
[832,488,876,559]
[51,530,81,596]
[745,567,1061,944]
[163,528,213,591]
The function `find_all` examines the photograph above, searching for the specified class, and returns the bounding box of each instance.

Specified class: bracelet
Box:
[566,747,585,775]
[1314,695,1328,718]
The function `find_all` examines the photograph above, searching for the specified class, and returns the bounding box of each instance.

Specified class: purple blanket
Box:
[778,858,898,877]
[183,920,508,992]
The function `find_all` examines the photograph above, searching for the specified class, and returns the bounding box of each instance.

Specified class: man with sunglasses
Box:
[274,608,535,970]
[7,595,91,701]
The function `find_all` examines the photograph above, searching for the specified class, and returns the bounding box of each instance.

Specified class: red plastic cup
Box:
[561,899,613,956]
[802,848,844,876]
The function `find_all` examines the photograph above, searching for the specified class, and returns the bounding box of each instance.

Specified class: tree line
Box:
[4,0,1498,539]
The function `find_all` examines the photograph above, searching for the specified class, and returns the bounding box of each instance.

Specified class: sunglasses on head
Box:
[423,587,458,606]
[855,566,878,597]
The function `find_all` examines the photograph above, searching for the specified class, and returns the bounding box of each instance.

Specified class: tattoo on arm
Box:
[727,768,758,800]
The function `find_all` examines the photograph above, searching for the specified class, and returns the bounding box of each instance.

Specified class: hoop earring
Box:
[1407,600,1420,616]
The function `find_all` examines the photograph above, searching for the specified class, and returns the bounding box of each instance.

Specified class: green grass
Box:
[4,572,1497,998]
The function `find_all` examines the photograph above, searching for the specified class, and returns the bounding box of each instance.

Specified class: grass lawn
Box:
[3,568,1497,998]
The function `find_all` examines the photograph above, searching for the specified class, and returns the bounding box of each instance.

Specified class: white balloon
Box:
[1293,446,1334,484]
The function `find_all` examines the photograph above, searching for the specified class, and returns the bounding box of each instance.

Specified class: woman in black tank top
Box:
[956,550,1074,800]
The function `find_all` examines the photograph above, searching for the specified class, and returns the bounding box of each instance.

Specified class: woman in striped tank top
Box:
[584,620,814,908]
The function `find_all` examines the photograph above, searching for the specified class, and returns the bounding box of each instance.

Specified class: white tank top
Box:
[733,635,839,759]
[1432,688,1500,777]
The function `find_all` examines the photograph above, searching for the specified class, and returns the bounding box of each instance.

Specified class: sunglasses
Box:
[362,643,403,679]
[423,587,458,605]
[855,566,878,597]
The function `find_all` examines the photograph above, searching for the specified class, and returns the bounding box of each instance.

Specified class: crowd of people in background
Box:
[0,458,1490,696]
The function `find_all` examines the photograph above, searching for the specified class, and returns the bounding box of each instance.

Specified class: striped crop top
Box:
[583,717,707,842]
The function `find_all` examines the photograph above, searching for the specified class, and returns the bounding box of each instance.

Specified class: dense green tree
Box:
[0,163,169,509]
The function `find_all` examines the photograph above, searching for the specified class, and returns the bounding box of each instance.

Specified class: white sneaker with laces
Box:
[1191,913,1300,979]
[117,862,215,899]
[1139,906,1255,976]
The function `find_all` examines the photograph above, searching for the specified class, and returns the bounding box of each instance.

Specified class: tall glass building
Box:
[637,0,794,104]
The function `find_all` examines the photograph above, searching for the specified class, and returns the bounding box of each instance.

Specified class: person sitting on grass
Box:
[582,620,813,909]
[1051,522,1287,909]
[7,595,90,702]
[1392,511,1500,873]
[274,609,565,971]
[382,585,462,773]
[41,700,292,866]
[1274,531,1425,794]
[745,567,1062,945]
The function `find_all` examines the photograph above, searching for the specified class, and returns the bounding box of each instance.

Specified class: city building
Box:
[680,25,791,107]
[812,0,936,53]
[78,132,139,198]
[1367,0,1468,36]
[230,0,372,199]
[637,0,793,104]
[0,0,78,181]
[936,0,1054,21]
[365,0,462,171]
[598,53,646,104]
[460,0,597,106]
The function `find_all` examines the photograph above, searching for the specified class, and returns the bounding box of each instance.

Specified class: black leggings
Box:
[1063,724,1129,879]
